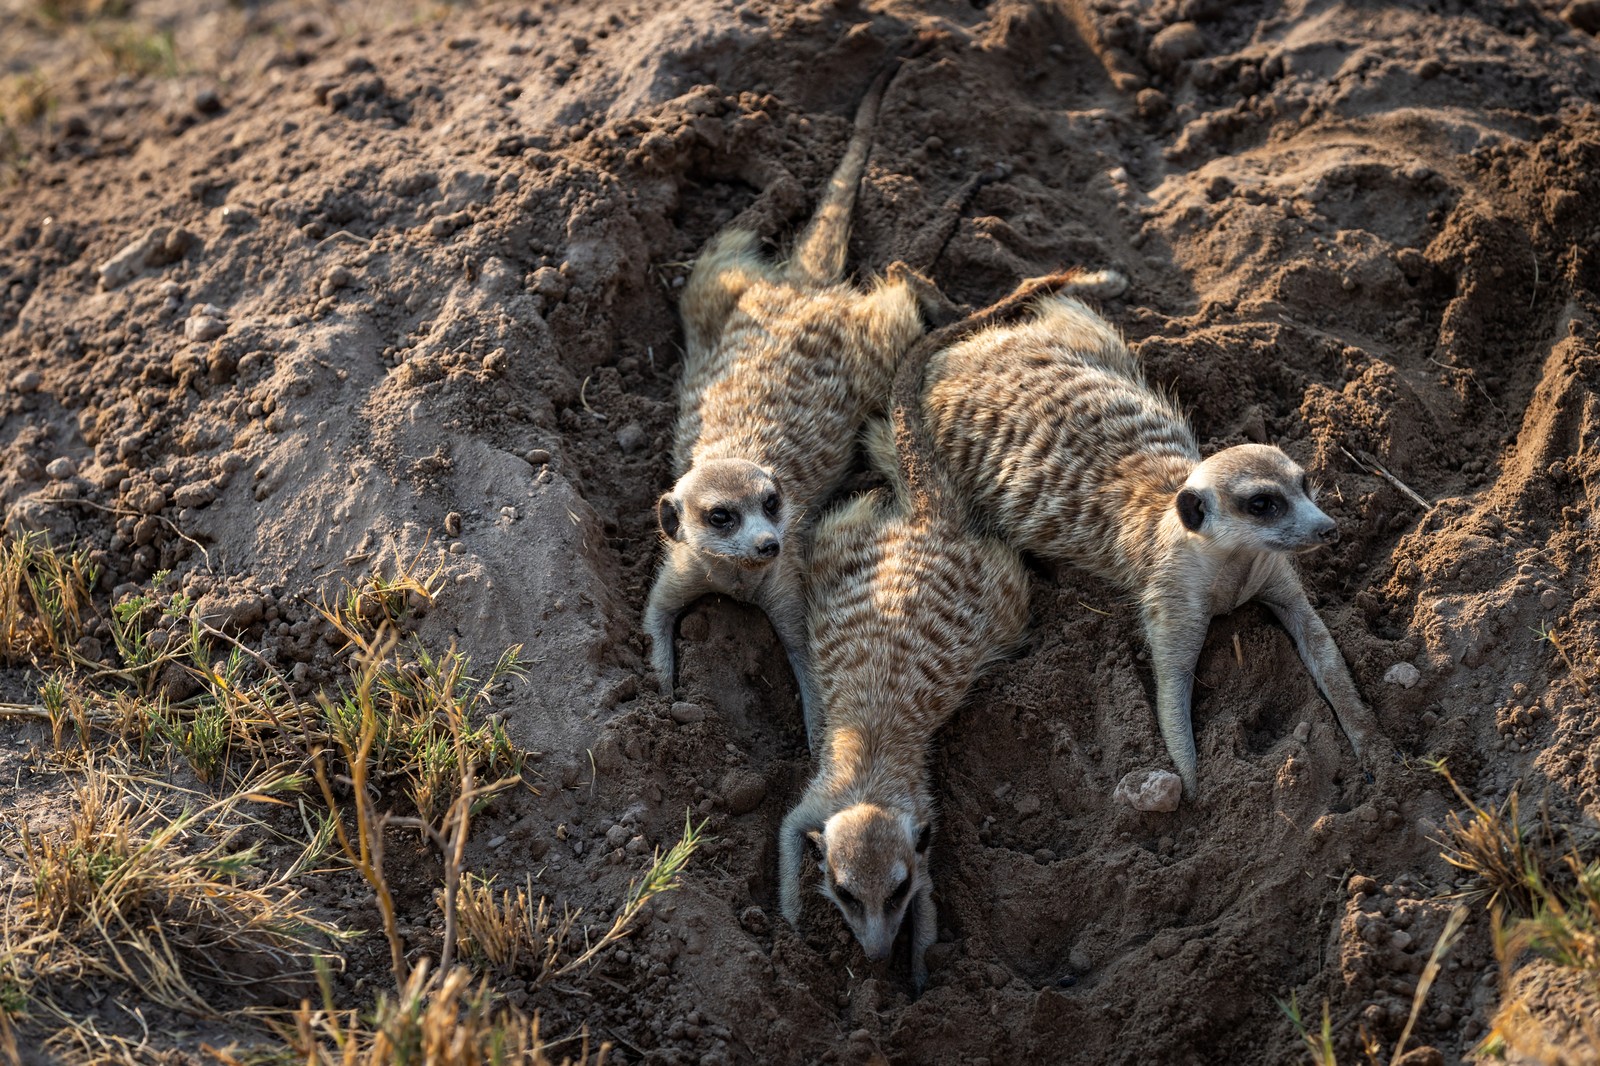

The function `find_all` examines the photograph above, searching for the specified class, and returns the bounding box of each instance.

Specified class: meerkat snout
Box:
[657,458,789,564]
[1177,444,1340,554]
[808,804,929,964]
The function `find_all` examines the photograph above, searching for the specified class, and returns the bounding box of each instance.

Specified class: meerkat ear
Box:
[657,493,682,541]
[1176,488,1207,532]
[806,828,826,862]
[914,823,931,854]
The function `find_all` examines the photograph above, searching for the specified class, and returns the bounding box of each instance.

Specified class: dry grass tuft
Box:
[5,763,339,1023]
[0,533,97,666]
[456,814,705,981]
[0,538,687,1062]
[238,959,607,1066]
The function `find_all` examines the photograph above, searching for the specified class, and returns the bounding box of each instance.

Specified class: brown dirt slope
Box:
[3,0,1600,1062]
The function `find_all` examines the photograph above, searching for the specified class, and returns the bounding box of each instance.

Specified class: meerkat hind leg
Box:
[680,229,776,356]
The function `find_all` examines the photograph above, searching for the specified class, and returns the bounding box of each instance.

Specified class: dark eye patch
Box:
[707,507,735,529]
[1244,493,1283,518]
[834,885,861,910]
[886,878,910,910]
[763,493,780,517]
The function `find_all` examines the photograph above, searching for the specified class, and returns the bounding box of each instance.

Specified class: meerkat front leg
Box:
[1257,561,1383,765]
[908,875,937,992]
[644,563,700,697]
[777,803,819,928]
[1141,593,1213,797]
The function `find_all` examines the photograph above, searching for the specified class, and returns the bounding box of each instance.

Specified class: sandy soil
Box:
[4,0,1600,1062]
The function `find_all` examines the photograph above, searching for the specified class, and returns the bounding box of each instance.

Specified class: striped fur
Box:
[646,69,923,744]
[895,290,1381,796]
[777,290,1033,991]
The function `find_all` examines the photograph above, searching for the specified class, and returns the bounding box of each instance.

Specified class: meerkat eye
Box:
[763,493,780,517]
[1299,474,1312,497]
[707,507,734,528]
[834,885,860,910]
[886,878,910,910]
[1246,493,1282,518]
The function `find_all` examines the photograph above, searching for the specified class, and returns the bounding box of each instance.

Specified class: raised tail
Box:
[889,269,1130,521]
[782,65,896,287]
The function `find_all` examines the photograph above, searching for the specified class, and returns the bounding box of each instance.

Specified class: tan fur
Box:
[646,70,924,743]
[775,284,1056,991]
[883,284,1383,795]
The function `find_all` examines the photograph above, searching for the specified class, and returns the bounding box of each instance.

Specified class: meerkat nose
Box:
[756,535,781,558]
[1318,521,1340,545]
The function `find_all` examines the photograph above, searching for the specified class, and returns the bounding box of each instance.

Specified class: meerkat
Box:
[881,278,1383,796]
[778,275,1088,990]
[646,69,936,744]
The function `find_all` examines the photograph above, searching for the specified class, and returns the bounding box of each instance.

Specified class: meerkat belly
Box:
[925,339,1196,581]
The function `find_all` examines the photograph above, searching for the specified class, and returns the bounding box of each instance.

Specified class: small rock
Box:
[1135,87,1169,119]
[525,447,551,466]
[616,422,647,454]
[126,484,167,514]
[220,205,253,229]
[1384,662,1421,688]
[1015,794,1042,817]
[719,768,767,815]
[172,482,217,510]
[605,824,629,848]
[9,368,42,393]
[1293,721,1311,742]
[670,701,706,725]
[98,227,167,290]
[194,87,223,114]
[194,588,266,634]
[1390,929,1413,951]
[529,266,569,300]
[1148,22,1205,70]
[1540,588,1560,610]
[320,267,353,296]
[1113,769,1183,813]
[444,511,463,536]
[45,457,77,480]
[739,905,770,936]
[1149,931,1182,960]
[185,316,227,342]
[1348,874,1378,896]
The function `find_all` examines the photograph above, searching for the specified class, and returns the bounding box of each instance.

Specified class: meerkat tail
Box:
[782,64,896,287]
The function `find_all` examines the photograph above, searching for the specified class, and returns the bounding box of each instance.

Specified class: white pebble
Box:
[1384,663,1421,688]
[1113,769,1182,813]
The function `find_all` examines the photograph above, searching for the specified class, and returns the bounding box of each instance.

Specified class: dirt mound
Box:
[4,0,1600,1062]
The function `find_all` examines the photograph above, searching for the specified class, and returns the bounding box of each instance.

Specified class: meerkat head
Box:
[808,803,929,962]
[657,459,789,567]
[1174,444,1338,553]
